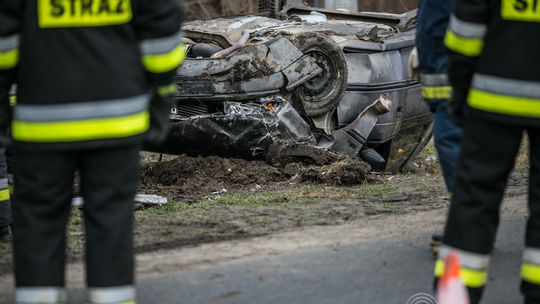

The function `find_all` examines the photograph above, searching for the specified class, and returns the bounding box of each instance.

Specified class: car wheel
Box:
[291,32,348,118]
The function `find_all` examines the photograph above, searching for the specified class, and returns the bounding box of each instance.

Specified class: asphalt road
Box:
[132,219,525,304]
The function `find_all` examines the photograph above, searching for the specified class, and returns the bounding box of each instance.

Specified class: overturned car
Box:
[150,5,433,173]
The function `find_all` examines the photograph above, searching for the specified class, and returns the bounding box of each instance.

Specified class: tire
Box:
[291,33,348,118]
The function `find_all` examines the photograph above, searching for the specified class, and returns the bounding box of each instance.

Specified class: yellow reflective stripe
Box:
[434,259,488,288]
[0,189,9,201]
[12,111,149,142]
[157,83,177,97]
[522,263,540,285]
[445,30,484,57]
[434,259,445,277]
[422,86,452,99]
[0,49,18,69]
[468,88,540,118]
[142,44,186,73]
[9,95,16,106]
[460,268,488,288]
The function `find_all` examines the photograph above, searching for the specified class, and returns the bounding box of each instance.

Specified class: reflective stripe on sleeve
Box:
[420,74,449,86]
[140,32,186,73]
[421,86,452,99]
[444,15,486,57]
[444,30,484,57]
[435,246,490,288]
[449,15,488,38]
[0,35,19,69]
[9,85,17,106]
[140,32,183,55]
[88,286,136,303]
[421,74,452,99]
[0,178,9,202]
[0,189,9,202]
[521,247,540,285]
[12,95,150,142]
[0,178,8,189]
[15,287,66,303]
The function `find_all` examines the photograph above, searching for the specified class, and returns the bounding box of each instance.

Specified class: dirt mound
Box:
[140,151,372,201]
[141,155,286,201]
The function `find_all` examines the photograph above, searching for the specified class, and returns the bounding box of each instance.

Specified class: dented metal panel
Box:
[283,55,323,90]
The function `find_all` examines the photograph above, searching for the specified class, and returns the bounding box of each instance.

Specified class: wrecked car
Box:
[149,5,433,173]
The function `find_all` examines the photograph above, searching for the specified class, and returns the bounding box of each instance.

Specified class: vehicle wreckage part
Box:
[283,55,324,91]
[211,31,250,59]
[318,96,391,157]
[189,43,224,58]
[266,143,343,166]
[360,148,386,171]
[311,110,338,135]
[147,101,314,160]
[291,32,348,117]
[175,37,323,102]
[398,122,434,171]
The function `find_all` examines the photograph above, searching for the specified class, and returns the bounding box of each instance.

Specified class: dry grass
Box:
[411,133,530,175]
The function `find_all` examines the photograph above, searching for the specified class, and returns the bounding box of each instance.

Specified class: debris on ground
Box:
[71,194,168,209]
[303,158,371,185]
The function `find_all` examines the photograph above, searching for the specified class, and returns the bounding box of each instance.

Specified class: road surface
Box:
[132,219,524,304]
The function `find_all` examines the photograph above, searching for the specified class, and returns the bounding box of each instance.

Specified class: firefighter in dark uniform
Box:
[0,0,184,302]
[416,0,463,255]
[434,0,540,303]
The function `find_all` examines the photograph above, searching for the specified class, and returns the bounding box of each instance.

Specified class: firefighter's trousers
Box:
[0,146,11,229]
[437,115,540,303]
[12,145,140,303]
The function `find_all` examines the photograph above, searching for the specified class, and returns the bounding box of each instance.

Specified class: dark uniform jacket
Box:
[446,0,540,126]
[0,0,184,149]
